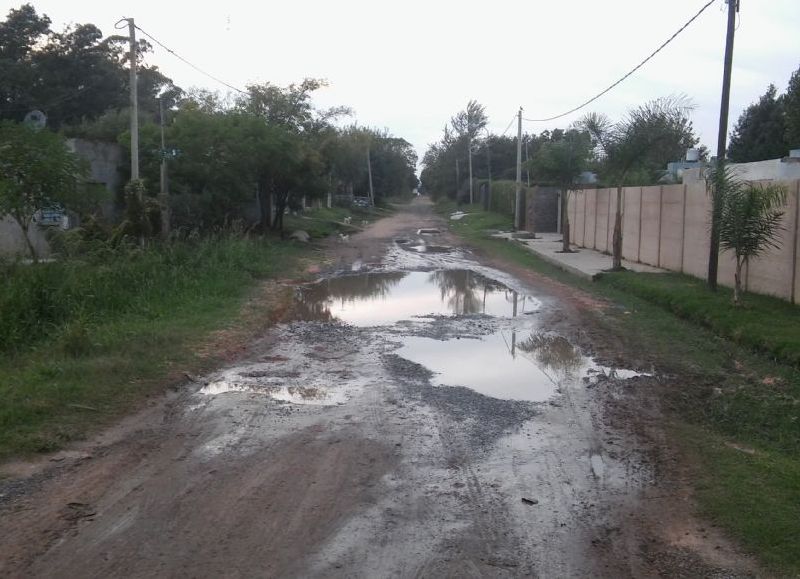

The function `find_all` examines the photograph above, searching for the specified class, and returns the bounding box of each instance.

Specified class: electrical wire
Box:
[126,20,247,94]
[522,0,717,123]
[500,112,517,137]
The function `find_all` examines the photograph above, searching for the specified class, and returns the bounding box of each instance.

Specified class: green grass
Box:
[283,206,382,239]
[600,271,800,367]
[439,201,800,575]
[0,236,309,459]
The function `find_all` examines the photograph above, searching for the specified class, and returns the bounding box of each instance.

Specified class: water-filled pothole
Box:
[295,270,539,326]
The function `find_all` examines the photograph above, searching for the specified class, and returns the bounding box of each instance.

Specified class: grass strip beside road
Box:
[0,236,310,460]
[440,201,800,575]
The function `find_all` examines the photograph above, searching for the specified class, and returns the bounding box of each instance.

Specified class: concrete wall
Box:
[0,139,124,258]
[568,179,800,303]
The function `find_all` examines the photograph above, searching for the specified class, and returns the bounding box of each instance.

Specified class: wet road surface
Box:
[0,199,756,578]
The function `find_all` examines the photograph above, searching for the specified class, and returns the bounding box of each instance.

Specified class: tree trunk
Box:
[612,185,623,270]
[733,257,744,305]
[19,220,38,263]
[561,188,570,253]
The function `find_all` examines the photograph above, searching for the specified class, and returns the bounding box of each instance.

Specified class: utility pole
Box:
[126,18,139,182]
[708,0,738,291]
[366,145,375,206]
[456,158,460,197]
[468,137,474,205]
[524,137,531,187]
[485,135,492,211]
[514,107,524,230]
[159,96,169,239]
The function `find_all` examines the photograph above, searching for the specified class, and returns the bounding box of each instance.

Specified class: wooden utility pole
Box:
[127,18,139,182]
[159,97,169,239]
[514,108,524,230]
[366,145,375,206]
[708,0,738,290]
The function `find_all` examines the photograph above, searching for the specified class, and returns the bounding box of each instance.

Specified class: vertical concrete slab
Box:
[584,189,596,250]
[622,186,640,261]
[639,186,662,266]
[747,180,798,300]
[681,181,711,279]
[595,189,610,253]
[659,184,685,271]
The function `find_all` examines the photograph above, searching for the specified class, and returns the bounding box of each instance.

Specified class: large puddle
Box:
[295,270,539,326]
[296,269,595,403]
[199,268,644,406]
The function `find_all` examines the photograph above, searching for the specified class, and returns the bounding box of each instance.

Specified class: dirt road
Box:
[0,199,756,578]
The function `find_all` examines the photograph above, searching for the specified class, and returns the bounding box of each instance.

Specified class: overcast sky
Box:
[11,0,800,165]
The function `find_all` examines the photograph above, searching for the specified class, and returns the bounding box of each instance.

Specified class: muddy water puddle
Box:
[296,269,642,403]
[296,270,538,326]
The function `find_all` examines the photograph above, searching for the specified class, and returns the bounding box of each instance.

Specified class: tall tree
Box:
[728,84,788,162]
[450,100,488,203]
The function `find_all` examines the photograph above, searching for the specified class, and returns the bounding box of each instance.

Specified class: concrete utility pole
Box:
[366,145,375,206]
[159,97,169,239]
[514,107,524,230]
[468,138,474,204]
[127,18,139,181]
[485,135,492,211]
[524,137,530,187]
[708,0,738,291]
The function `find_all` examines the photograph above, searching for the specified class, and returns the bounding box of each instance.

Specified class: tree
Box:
[715,166,787,305]
[785,64,800,149]
[450,100,488,203]
[728,84,788,162]
[0,122,84,260]
[528,130,593,252]
[581,97,698,269]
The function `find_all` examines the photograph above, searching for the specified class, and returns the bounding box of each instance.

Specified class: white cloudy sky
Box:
[11,0,800,165]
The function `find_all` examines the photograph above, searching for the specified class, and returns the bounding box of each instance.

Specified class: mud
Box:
[0,198,758,578]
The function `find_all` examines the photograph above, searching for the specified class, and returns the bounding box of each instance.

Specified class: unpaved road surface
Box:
[0,199,757,578]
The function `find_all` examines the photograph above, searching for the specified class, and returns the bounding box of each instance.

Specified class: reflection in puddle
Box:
[296,270,539,326]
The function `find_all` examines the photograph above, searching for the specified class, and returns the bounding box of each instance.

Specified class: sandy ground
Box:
[0,199,760,578]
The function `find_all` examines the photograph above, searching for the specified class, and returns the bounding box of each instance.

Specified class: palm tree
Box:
[715,166,787,305]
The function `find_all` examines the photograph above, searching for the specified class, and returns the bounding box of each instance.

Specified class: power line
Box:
[130,22,247,94]
[522,0,717,123]
[500,113,517,137]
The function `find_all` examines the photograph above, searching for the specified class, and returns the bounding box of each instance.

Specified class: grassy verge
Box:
[0,236,309,460]
[438,200,800,575]
[284,206,385,239]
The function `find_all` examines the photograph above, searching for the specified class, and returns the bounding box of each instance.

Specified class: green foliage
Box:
[728,84,789,163]
[581,96,699,186]
[0,3,180,128]
[528,130,593,189]
[0,121,85,258]
[783,64,800,149]
[0,235,307,457]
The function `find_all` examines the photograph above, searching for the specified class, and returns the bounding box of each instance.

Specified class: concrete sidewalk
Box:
[491,232,665,280]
